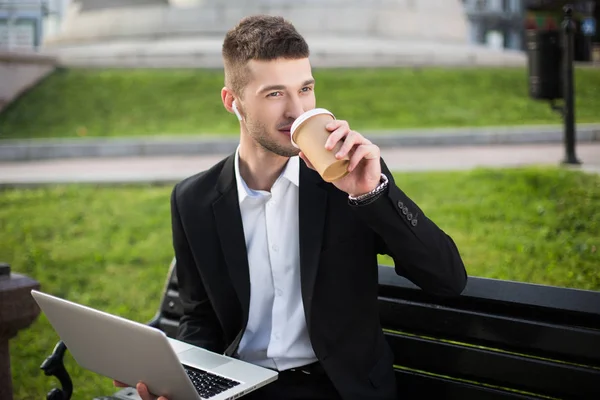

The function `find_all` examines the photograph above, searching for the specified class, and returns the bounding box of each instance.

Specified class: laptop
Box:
[31,290,278,400]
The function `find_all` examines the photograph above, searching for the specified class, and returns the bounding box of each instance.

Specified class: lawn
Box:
[2,167,599,399]
[0,67,599,140]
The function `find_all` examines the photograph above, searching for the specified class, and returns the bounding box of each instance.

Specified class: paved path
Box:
[1,143,598,187]
[3,124,600,162]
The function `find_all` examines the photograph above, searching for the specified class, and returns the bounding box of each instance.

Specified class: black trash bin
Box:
[526,29,563,100]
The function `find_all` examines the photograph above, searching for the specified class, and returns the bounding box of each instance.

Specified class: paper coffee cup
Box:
[291,108,350,182]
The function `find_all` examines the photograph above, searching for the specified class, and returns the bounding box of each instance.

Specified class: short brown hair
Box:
[222,15,310,97]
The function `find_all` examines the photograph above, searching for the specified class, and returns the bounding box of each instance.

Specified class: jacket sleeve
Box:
[350,158,467,297]
[171,184,225,352]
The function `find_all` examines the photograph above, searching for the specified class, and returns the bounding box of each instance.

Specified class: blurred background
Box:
[1,1,599,56]
[0,1,598,399]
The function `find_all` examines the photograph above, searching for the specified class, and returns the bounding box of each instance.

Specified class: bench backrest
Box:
[150,259,600,399]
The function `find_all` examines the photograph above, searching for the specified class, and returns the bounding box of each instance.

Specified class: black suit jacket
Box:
[170,154,467,400]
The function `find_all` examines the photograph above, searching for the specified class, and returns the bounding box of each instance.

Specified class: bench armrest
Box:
[40,340,73,400]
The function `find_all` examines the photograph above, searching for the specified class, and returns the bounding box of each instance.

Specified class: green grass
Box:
[2,167,599,399]
[1,67,599,140]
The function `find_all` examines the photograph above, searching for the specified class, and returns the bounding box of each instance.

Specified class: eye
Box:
[267,92,282,97]
[301,86,313,93]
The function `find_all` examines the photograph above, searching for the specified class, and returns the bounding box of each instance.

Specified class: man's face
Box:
[239,57,316,157]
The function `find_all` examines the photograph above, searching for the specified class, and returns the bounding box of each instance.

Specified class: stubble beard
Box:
[246,118,299,158]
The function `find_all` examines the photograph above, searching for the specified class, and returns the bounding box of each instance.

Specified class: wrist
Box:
[348,174,389,206]
[349,184,378,198]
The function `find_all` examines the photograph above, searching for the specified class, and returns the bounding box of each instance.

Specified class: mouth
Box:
[278,126,292,136]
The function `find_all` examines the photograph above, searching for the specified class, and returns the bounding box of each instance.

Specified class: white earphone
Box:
[232,100,242,121]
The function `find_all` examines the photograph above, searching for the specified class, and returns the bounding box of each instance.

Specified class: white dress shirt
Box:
[234,147,318,371]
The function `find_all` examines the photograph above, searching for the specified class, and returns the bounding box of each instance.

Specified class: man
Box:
[116,14,467,400]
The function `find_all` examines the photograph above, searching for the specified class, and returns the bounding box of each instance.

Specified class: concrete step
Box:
[48,0,469,45]
[41,34,526,68]
[42,0,528,68]
[77,0,169,12]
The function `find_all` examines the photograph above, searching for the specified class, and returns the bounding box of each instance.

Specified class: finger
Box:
[298,151,316,170]
[137,382,156,400]
[325,119,347,133]
[348,144,380,172]
[324,122,350,151]
[335,131,365,160]
[114,380,129,387]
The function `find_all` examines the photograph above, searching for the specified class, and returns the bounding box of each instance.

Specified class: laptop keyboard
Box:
[184,364,241,399]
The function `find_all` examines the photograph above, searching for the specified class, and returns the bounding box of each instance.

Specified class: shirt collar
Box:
[234,145,300,205]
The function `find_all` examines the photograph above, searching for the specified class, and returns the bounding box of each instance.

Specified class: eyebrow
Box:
[258,79,315,94]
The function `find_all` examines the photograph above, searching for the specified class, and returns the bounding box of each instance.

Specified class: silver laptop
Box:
[31,290,278,400]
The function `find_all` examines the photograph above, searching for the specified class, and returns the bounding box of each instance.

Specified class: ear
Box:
[221,87,242,121]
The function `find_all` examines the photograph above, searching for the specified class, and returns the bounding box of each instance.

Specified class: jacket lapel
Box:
[211,156,328,342]
[212,155,251,328]
[299,163,328,332]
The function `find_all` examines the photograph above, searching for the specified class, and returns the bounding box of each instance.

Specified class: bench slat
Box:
[378,266,600,328]
[384,331,600,399]
[394,369,543,399]
[379,297,600,367]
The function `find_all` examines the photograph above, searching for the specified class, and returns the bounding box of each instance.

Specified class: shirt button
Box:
[276,289,283,296]
[272,244,279,252]
[273,334,280,341]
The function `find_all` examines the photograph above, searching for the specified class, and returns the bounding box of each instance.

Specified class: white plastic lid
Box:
[290,108,335,148]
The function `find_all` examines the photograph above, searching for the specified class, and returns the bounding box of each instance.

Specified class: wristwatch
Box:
[348,174,389,206]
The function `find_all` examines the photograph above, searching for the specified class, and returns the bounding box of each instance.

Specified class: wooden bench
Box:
[41,259,600,400]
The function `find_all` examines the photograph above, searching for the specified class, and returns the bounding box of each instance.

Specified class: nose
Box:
[285,95,305,120]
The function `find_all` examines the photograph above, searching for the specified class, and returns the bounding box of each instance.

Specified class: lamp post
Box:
[561,4,580,165]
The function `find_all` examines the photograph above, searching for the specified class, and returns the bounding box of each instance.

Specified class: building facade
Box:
[0,0,48,51]
[463,0,598,59]
[464,0,527,50]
